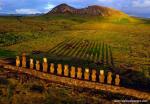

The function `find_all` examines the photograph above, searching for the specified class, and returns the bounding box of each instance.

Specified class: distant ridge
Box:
[47,3,128,17]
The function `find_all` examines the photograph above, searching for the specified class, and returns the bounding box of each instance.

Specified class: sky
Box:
[0,0,150,18]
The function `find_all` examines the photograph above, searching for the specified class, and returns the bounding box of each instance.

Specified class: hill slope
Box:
[48,3,128,17]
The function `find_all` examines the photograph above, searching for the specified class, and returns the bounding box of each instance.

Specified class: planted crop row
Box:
[48,39,114,66]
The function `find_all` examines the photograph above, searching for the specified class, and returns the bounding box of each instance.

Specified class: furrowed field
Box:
[0,15,150,84]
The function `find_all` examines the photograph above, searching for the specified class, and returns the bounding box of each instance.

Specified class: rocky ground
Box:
[0,68,148,104]
[0,76,110,104]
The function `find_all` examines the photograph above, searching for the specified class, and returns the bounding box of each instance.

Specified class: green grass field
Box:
[0,15,149,78]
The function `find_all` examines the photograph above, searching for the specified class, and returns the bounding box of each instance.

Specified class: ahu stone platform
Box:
[2,64,150,100]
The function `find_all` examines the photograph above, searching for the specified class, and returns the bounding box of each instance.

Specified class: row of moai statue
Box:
[16,54,120,86]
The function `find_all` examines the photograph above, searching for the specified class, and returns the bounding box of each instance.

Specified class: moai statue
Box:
[22,53,26,68]
[77,67,82,79]
[84,68,90,80]
[57,64,62,75]
[16,56,20,67]
[36,60,40,71]
[99,70,105,83]
[50,63,55,74]
[30,58,34,69]
[92,69,97,82]
[64,65,69,76]
[70,66,76,78]
[43,58,48,73]
[107,72,112,84]
[115,74,120,86]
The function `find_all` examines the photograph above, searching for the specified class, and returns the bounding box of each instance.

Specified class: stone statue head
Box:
[30,59,33,64]
[51,63,54,67]
[58,64,62,68]
[71,66,75,70]
[108,72,112,76]
[116,74,120,78]
[36,60,40,64]
[78,67,82,72]
[100,70,104,75]
[22,53,26,56]
[16,56,19,59]
[92,69,96,74]
[85,68,89,73]
[43,58,47,63]
[64,65,69,69]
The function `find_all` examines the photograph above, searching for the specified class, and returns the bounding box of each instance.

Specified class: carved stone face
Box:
[108,72,112,76]
[51,63,54,67]
[36,60,40,64]
[22,53,26,56]
[78,67,82,72]
[71,66,75,70]
[16,56,19,59]
[58,64,62,68]
[64,65,68,69]
[100,70,104,75]
[116,74,119,78]
[43,58,47,63]
[92,69,96,74]
[30,59,33,63]
[85,68,89,73]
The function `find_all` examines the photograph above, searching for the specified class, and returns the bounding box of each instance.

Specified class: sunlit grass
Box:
[0,15,149,73]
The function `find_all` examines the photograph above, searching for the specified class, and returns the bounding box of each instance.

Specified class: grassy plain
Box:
[0,14,149,76]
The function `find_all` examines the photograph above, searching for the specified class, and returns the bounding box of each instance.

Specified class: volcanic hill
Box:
[48,3,128,17]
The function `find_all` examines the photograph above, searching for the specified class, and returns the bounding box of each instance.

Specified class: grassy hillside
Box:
[0,15,149,77]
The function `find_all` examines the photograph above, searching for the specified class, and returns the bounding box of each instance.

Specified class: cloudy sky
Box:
[0,0,150,18]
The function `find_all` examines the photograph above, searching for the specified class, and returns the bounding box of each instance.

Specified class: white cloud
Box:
[16,8,42,14]
[45,3,55,10]
[133,0,150,8]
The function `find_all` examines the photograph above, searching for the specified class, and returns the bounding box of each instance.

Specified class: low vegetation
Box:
[0,14,149,87]
[0,73,141,104]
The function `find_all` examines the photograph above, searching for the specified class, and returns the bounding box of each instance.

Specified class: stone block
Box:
[57,64,62,75]
[36,60,40,71]
[43,58,48,72]
[30,58,34,69]
[70,66,75,78]
[16,56,20,67]
[22,53,26,68]
[64,65,69,76]
[115,74,120,86]
[107,72,112,84]
[77,67,82,79]
[99,70,105,83]
[84,68,90,80]
[50,63,55,74]
[92,69,97,82]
